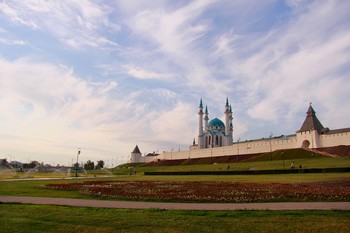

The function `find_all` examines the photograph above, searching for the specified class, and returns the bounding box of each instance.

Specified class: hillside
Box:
[141,146,350,167]
[316,145,350,157]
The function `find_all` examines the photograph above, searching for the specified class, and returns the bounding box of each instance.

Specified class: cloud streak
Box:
[0,0,120,49]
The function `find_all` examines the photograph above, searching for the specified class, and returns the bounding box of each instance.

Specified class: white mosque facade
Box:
[129,99,350,163]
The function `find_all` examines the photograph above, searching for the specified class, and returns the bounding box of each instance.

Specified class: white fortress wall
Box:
[143,156,157,163]
[318,131,350,147]
[296,131,318,148]
[154,131,350,162]
[159,136,299,160]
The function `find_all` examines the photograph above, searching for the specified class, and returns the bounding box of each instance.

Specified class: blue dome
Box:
[208,118,225,128]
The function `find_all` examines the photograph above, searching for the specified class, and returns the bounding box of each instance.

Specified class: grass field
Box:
[113,157,350,175]
[1,156,350,198]
[1,156,349,179]
[1,173,350,198]
[1,155,350,232]
[1,203,349,233]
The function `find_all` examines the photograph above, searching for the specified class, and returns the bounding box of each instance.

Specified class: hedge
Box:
[144,167,350,176]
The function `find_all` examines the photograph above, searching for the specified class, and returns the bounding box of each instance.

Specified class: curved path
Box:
[1,196,350,210]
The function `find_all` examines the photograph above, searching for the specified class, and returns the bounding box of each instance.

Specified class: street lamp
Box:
[237,138,241,155]
[75,148,81,177]
[236,138,240,163]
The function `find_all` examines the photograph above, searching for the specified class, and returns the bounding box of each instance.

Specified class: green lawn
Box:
[114,157,350,175]
[1,203,349,233]
[1,156,350,233]
[1,173,350,198]
[1,156,350,198]
[1,157,349,179]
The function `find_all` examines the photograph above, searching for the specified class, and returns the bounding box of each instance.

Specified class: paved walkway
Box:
[1,196,350,210]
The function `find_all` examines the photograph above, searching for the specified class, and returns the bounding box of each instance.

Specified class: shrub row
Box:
[144,167,350,176]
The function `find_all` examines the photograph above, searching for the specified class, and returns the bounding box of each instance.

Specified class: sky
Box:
[0,0,349,167]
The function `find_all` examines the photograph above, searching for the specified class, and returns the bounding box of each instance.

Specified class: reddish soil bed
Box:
[46,179,350,203]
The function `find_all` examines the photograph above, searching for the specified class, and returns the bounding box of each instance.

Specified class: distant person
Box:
[299,164,302,169]
[290,161,294,169]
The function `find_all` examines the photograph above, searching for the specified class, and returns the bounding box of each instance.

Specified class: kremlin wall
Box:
[129,101,350,163]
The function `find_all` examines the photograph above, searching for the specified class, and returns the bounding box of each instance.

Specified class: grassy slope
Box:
[1,204,350,233]
[111,148,350,176]
[113,157,350,175]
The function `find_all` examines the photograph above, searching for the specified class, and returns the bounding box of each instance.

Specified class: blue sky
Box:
[1,0,349,166]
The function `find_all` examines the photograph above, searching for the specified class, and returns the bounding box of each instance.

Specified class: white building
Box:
[128,145,159,163]
[197,98,233,149]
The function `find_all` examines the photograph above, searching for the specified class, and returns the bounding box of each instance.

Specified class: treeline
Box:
[83,160,105,170]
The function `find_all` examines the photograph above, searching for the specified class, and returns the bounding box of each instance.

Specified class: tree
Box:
[1,158,8,167]
[84,160,95,170]
[23,161,38,169]
[95,160,104,169]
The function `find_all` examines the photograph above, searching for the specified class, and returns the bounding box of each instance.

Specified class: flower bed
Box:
[46,180,350,203]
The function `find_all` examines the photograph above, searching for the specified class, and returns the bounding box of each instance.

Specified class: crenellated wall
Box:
[159,136,299,160]
[129,154,156,163]
[154,131,350,161]
[318,131,350,147]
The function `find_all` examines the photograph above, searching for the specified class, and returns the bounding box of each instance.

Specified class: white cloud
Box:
[0,57,196,164]
[0,38,28,45]
[0,27,7,33]
[0,0,120,49]
[122,64,173,80]
[97,81,118,94]
[0,57,124,162]
[0,1,39,28]
[219,0,350,138]
[150,102,196,143]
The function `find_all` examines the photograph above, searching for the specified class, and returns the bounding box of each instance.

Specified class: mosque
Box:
[129,99,350,163]
[197,98,233,149]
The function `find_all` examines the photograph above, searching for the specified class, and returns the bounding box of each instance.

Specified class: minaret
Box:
[198,98,204,148]
[224,98,230,145]
[204,105,209,132]
[229,104,233,145]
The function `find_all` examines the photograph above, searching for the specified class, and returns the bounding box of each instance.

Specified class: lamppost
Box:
[237,138,241,155]
[75,148,81,177]
[269,132,273,152]
[236,138,241,163]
